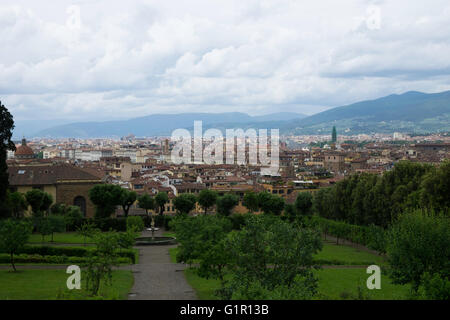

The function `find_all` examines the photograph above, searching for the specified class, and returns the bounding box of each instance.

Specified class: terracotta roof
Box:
[15,145,34,156]
[8,164,102,186]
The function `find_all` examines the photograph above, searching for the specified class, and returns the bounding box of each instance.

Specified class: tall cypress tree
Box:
[0,101,16,203]
[331,126,337,143]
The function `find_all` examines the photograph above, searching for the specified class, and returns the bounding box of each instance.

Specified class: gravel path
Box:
[127,230,197,300]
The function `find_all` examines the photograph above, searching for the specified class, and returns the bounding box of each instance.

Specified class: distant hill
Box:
[32,112,306,138]
[284,91,450,135]
[28,90,450,138]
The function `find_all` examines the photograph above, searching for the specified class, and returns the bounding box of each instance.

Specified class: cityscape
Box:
[0,0,449,313]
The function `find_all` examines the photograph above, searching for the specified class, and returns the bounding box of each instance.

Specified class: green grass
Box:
[169,247,178,263]
[0,269,133,300]
[163,232,176,238]
[183,267,411,300]
[28,232,94,245]
[315,242,386,265]
[184,268,223,300]
[316,268,410,300]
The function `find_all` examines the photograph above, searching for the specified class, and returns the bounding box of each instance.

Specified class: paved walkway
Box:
[127,229,197,300]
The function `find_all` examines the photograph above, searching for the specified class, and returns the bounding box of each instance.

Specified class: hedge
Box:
[0,245,138,264]
[0,253,132,264]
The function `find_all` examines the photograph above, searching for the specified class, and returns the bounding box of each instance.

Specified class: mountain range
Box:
[17,90,450,138]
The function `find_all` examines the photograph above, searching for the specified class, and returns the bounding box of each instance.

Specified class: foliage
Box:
[242,192,259,213]
[119,189,137,217]
[0,219,33,271]
[216,194,239,216]
[419,161,450,213]
[173,193,197,215]
[173,215,232,265]
[312,161,446,228]
[8,192,28,218]
[126,215,144,232]
[84,231,120,296]
[295,192,313,216]
[155,192,169,215]
[219,215,322,299]
[256,192,285,215]
[89,184,123,218]
[137,194,155,217]
[417,272,450,300]
[197,189,218,214]
[0,101,15,205]
[25,189,53,217]
[76,220,100,246]
[386,210,450,291]
[63,206,84,231]
[117,229,138,250]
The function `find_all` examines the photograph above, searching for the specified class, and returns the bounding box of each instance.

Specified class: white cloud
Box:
[0,0,450,121]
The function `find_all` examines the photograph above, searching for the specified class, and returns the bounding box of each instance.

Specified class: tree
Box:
[155,192,169,216]
[0,219,33,271]
[420,161,450,213]
[88,184,123,218]
[295,192,313,216]
[387,210,450,291]
[8,192,28,218]
[174,215,232,272]
[242,192,259,213]
[35,215,65,242]
[197,189,218,214]
[221,215,322,299]
[35,217,52,242]
[48,215,66,242]
[284,203,297,222]
[126,215,144,232]
[0,101,15,205]
[257,192,285,215]
[119,189,137,217]
[138,194,155,219]
[63,206,84,231]
[216,194,239,216]
[25,189,53,217]
[173,193,197,215]
[76,221,99,246]
[85,231,120,296]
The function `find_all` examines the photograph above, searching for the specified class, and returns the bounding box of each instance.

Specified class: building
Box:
[323,152,345,173]
[14,138,36,160]
[8,163,103,217]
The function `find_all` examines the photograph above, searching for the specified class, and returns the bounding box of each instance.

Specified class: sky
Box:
[1,0,450,122]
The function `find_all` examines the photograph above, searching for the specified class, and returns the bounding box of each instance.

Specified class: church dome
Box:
[15,138,35,158]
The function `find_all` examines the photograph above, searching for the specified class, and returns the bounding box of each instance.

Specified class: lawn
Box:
[316,268,410,300]
[183,268,411,300]
[28,232,94,245]
[0,269,133,300]
[316,242,386,266]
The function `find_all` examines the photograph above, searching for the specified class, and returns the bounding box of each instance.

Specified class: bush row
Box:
[0,253,132,264]
[1,245,138,264]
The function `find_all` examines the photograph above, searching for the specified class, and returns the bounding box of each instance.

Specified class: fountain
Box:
[134,211,176,246]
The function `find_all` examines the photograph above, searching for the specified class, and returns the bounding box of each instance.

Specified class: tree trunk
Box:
[10,252,16,272]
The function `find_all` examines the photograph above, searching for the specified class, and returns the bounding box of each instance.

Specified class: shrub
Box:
[126,216,144,232]
[93,218,127,232]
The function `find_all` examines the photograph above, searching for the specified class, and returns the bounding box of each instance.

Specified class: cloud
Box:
[0,0,450,121]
